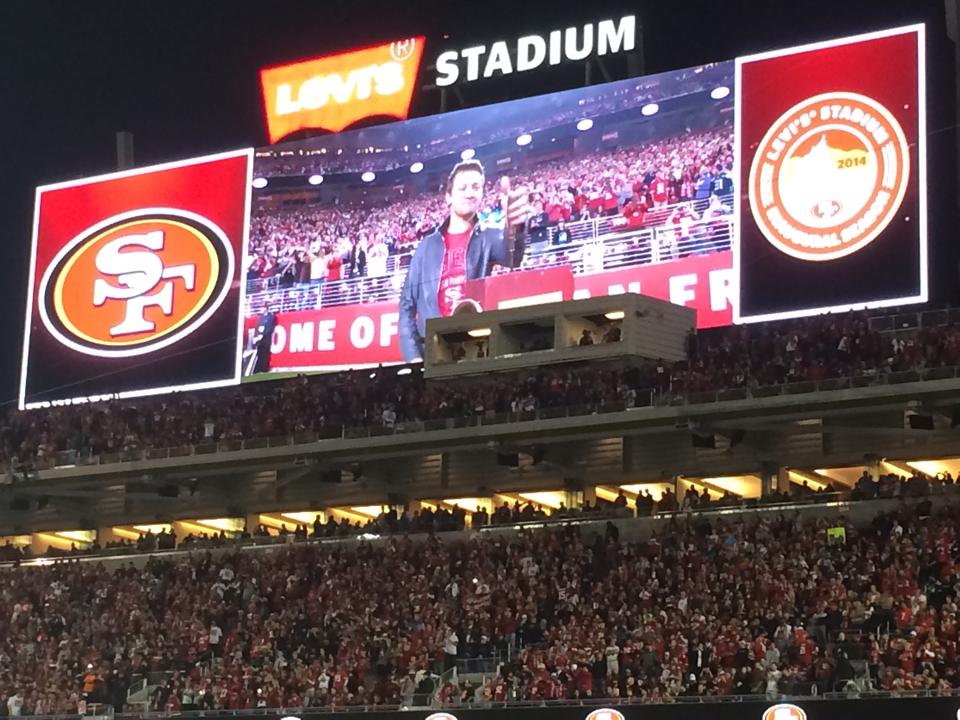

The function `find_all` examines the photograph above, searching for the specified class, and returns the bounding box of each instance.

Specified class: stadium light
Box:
[641,103,659,116]
[467,328,491,338]
[516,133,532,146]
[710,86,731,100]
[251,177,268,189]
[410,161,424,173]
[576,118,594,131]
[460,148,476,160]
[308,174,323,185]
[361,171,376,182]
[604,310,625,320]
[397,367,412,375]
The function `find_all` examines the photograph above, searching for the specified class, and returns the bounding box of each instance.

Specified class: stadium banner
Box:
[242,698,960,720]
[245,59,737,376]
[735,25,926,323]
[19,150,253,409]
[242,251,733,372]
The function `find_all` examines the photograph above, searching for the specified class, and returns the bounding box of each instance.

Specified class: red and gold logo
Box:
[762,703,807,720]
[748,91,910,261]
[38,208,234,357]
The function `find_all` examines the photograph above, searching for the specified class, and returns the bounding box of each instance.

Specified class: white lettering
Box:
[435,50,460,87]
[669,274,697,307]
[516,35,546,72]
[564,24,594,61]
[461,45,486,82]
[549,30,563,65]
[708,269,734,312]
[380,312,399,347]
[597,16,636,55]
[275,83,300,115]
[289,322,314,353]
[317,319,336,351]
[350,316,375,349]
[483,41,513,78]
[270,325,286,354]
[374,62,405,95]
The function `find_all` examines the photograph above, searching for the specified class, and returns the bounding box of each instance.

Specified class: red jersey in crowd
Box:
[437,227,471,317]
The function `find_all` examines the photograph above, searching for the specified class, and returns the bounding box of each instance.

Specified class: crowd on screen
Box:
[3,495,960,713]
[3,308,960,471]
[252,67,725,178]
[244,127,734,299]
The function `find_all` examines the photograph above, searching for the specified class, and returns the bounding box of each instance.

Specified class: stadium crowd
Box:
[244,127,734,295]
[3,308,959,471]
[2,495,960,714]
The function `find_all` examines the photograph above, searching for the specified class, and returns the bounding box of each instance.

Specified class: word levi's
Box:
[435,16,636,87]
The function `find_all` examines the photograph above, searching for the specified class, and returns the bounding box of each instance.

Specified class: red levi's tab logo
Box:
[260,37,425,142]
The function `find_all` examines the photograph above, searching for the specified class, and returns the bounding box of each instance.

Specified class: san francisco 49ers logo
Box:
[37,208,234,357]
[748,91,910,261]
[762,703,807,720]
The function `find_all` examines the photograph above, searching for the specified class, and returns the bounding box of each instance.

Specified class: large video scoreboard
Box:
[19,25,925,408]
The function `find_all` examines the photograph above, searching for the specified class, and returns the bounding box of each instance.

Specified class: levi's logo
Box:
[260,37,425,142]
[38,208,235,357]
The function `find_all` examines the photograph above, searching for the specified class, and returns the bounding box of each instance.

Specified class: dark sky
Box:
[0,0,952,403]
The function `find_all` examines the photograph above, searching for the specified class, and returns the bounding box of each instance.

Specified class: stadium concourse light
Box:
[516,133,532,146]
[397,367,413,375]
[409,161,424,173]
[460,148,476,160]
[641,103,659,116]
[576,118,594,131]
[361,171,376,182]
[251,177,268,189]
[710,86,731,100]
[307,174,323,185]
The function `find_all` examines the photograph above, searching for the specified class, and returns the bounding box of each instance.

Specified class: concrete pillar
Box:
[581,485,597,509]
[97,527,123,546]
[776,467,791,494]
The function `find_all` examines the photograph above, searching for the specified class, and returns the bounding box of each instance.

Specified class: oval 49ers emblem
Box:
[762,703,807,720]
[748,91,910,261]
[37,208,235,357]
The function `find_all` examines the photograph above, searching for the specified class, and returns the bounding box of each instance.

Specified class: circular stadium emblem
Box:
[38,208,234,358]
[584,710,625,720]
[748,91,910,261]
[762,703,807,720]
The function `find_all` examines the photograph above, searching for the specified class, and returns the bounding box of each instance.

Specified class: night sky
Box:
[0,0,953,404]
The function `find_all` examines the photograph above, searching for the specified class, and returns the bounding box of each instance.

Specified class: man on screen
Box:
[399,159,529,362]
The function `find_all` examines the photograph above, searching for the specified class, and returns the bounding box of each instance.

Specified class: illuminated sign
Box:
[735,24,925,323]
[748,91,910,261]
[38,208,234,357]
[20,149,252,409]
[260,37,425,142]
[762,704,807,720]
[435,15,636,86]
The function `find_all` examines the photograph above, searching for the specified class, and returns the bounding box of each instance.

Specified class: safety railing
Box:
[14,363,960,474]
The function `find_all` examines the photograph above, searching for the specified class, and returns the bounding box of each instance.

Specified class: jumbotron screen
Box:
[19,25,925,404]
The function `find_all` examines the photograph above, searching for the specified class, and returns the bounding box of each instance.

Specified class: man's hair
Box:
[445,159,485,194]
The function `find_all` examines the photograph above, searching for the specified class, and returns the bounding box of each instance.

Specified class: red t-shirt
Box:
[437,228,471,317]
[327,256,342,281]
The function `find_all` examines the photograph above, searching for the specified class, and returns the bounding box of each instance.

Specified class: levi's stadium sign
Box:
[259,37,425,142]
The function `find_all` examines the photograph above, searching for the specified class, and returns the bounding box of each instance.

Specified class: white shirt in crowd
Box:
[8,693,23,717]
[209,623,223,646]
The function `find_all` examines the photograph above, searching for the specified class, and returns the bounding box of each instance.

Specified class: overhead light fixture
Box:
[710,86,731,100]
[576,118,594,131]
[397,368,412,376]
[252,177,268,189]
[641,103,659,116]
[467,328,491,338]
[307,174,323,185]
[410,161,424,174]
[516,133,532,146]
[361,171,376,182]
[604,311,625,320]
[460,148,476,160]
